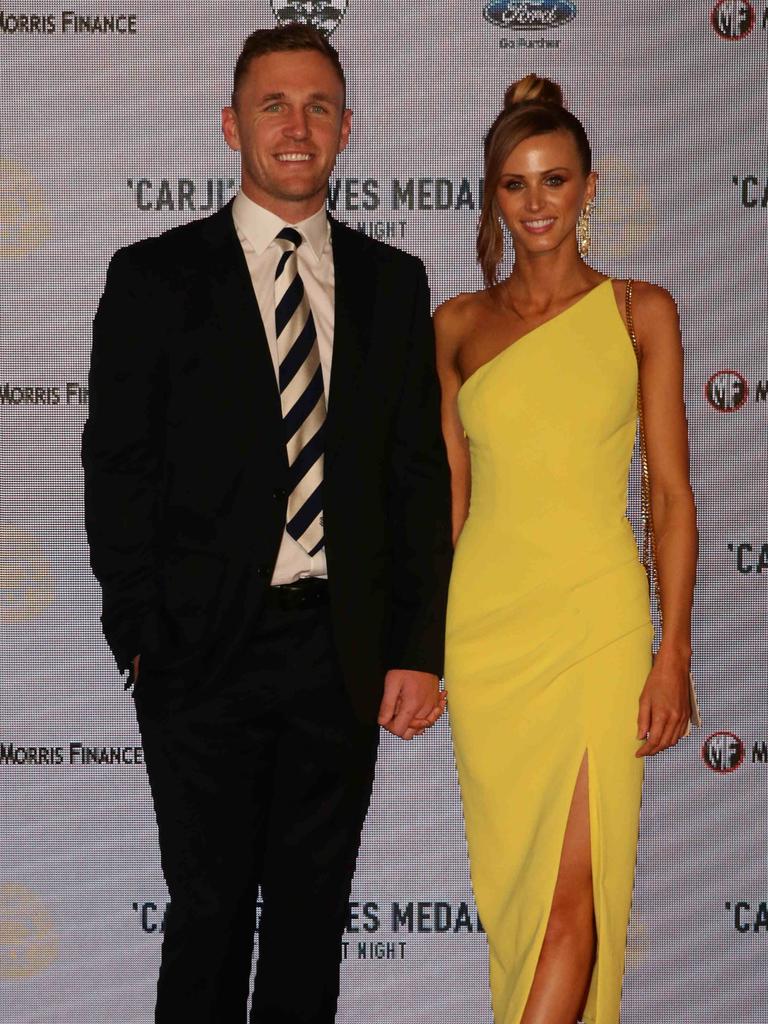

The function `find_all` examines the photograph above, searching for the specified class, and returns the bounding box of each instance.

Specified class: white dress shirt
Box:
[232,190,334,586]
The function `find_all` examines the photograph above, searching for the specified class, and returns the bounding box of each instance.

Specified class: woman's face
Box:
[495,129,596,258]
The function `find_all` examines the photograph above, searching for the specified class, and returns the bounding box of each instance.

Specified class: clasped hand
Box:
[377,669,447,741]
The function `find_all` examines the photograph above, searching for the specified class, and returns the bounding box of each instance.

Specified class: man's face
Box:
[222,49,351,221]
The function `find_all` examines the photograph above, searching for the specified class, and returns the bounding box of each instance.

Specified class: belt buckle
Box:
[270,577,326,609]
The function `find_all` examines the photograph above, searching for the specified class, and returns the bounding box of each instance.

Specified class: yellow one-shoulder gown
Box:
[445,280,653,1024]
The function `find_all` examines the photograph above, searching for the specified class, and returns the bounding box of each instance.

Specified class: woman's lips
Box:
[520,217,556,234]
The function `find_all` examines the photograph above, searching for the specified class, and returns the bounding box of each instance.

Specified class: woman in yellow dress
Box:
[434,76,698,1024]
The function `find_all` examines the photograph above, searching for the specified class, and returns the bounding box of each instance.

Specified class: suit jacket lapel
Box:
[325,217,376,465]
[201,202,287,475]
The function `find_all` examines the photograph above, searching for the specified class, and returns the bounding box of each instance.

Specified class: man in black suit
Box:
[82,22,452,1024]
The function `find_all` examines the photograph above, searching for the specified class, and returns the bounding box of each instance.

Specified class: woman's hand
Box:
[410,691,448,737]
[636,650,691,757]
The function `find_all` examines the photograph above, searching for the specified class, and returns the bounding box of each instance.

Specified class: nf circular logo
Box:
[701,731,745,773]
[484,0,577,30]
[0,160,50,258]
[0,885,59,979]
[0,528,56,624]
[711,0,755,38]
[705,370,749,412]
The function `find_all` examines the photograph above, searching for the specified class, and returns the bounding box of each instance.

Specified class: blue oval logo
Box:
[483,0,578,30]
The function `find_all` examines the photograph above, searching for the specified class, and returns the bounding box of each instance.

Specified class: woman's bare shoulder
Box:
[612,278,678,317]
[434,290,492,364]
[618,278,684,362]
[434,290,489,330]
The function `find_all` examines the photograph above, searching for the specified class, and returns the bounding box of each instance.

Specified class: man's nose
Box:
[283,109,309,139]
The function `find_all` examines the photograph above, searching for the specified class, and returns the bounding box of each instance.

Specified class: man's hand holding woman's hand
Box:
[377,669,447,741]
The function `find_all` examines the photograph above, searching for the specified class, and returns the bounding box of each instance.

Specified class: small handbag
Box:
[625,280,701,737]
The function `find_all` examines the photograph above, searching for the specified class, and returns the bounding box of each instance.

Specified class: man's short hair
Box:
[232,23,347,108]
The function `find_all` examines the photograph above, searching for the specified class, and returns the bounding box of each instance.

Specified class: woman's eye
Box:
[504,181,523,190]
[545,176,565,186]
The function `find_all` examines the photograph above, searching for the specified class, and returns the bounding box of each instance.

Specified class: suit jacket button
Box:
[255,565,270,577]
[273,487,287,500]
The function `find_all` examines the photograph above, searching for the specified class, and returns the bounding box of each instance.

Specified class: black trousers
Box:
[134,590,380,1023]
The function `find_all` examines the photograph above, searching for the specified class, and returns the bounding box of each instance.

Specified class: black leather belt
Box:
[264,577,329,610]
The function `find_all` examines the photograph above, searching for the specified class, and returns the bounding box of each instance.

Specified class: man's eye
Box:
[265,103,283,112]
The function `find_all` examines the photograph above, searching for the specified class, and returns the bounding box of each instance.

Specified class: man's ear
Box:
[222,106,242,153]
[338,108,352,154]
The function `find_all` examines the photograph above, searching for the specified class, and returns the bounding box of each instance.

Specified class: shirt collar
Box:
[232,190,330,263]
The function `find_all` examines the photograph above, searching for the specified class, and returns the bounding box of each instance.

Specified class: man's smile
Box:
[274,151,314,162]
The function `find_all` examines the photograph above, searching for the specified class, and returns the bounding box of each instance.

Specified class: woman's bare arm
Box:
[632,282,698,755]
[434,297,472,547]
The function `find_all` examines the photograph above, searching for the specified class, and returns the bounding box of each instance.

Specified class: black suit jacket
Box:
[82,202,452,721]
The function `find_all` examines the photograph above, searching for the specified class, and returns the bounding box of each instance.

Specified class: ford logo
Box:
[483,0,578,30]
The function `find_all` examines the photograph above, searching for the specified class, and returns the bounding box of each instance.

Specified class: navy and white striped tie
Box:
[274,227,325,556]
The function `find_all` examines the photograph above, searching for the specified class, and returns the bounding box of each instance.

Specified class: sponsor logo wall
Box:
[1,2,766,1021]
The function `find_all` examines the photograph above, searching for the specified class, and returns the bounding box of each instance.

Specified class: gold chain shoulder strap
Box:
[624,279,701,731]
[624,279,660,617]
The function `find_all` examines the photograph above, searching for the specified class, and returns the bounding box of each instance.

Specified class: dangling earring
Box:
[577,200,593,258]
[498,214,513,268]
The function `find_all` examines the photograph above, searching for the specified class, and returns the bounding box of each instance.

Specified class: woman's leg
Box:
[520,753,596,1024]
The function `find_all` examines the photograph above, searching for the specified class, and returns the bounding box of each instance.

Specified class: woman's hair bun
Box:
[503,74,563,111]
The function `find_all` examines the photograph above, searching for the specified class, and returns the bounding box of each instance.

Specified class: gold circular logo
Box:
[624,917,648,967]
[0,884,59,979]
[0,160,50,258]
[594,157,654,259]
[0,528,56,624]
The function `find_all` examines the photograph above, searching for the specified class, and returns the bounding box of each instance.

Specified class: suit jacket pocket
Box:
[152,547,228,662]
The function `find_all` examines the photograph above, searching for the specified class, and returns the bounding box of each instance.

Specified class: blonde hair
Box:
[477,74,592,287]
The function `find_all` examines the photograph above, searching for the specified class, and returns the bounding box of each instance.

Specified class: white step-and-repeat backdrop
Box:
[2,2,766,1020]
